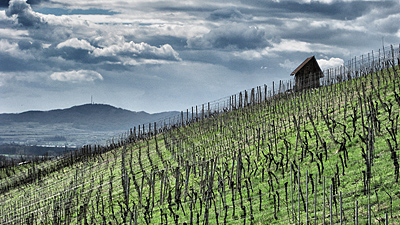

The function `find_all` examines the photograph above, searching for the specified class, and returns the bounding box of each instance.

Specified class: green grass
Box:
[1,63,400,224]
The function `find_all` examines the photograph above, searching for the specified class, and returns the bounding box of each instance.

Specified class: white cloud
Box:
[317,57,344,70]
[279,59,298,70]
[50,70,103,83]
[233,50,263,60]
[92,41,181,61]
[0,39,36,60]
[310,20,367,32]
[372,14,400,34]
[56,38,95,51]
[0,72,8,87]
[264,39,342,55]
[0,39,18,52]
[0,28,29,40]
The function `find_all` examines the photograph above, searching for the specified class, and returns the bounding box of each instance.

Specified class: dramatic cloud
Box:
[1,0,400,114]
[2,0,182,72]
[92,41,181,62]
[50,70,103,83]
[0,0,48,7]
[46,38,181,67]
[0,39,37,61]
[5,0,44,27]
[187,24,270,50]
[243,0,394,20]
[18,39,42,50]
[208,8,250,21]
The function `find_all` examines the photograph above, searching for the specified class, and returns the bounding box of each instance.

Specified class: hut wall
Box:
[295,60,321,90]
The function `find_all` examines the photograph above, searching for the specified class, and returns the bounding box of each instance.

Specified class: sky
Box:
[1,0,399,113]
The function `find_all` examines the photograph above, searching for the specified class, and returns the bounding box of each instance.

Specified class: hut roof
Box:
[290,56,323,76]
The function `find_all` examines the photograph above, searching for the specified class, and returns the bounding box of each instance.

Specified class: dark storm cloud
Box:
[273,20,357,47]
[136,35,187,51]
[208,8,251,21]
[17,39,42,50]
[2,0,182,72]
[0,0,47,7]
[187,24,270,50]
[0,53,30,71]
[36,8,118,16]
[151,2,215,13]
[5,0,44,27]
[26,0,47,4]
[38,38,181,71]
[44,46,102,64]
[179,49,265,73]
[0,0,9,7]
[243,0,395,20]
[0,52,48,72]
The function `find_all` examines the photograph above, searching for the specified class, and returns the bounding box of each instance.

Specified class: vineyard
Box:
[1,44,400,224]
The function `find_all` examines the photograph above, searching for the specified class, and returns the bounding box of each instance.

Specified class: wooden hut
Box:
[290,56,323,91]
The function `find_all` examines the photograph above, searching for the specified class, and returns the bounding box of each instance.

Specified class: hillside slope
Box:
[0,53,400,224]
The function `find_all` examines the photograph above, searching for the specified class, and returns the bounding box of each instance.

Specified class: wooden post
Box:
[385,213,388,225]
[340,191,342,225]
[323,176,326,225]
[149,123,151,137]
[315,173,317,224]
[208,102,210,117]
[306,170,309,225]
[218,167,222,214]
[355,200,358,225]
[139,175,144,207]
[298,166,301,224]
[368,204,371,225]
[202,104,204,120]
[160,170,164,205]
[330,185,333,225]
[264,84,267,102]
[134,205,138,225]
[181,111,184,127]
[291,164,294,222]
[273,81,275,96]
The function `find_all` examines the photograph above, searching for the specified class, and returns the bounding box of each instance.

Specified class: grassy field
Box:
[0,53,400,224]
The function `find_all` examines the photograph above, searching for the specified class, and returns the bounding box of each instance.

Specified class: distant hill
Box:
[0,104,180,131]
[0,104,180,146]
